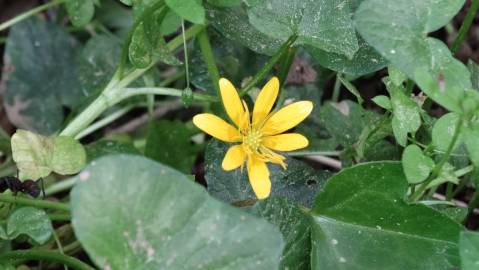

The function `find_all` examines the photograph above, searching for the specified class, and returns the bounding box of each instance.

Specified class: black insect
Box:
[0,176,44,198]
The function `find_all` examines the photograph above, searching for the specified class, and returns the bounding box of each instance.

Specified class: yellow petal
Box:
[261,101,313,136]
[262,133,309,151]
[193,113,241,142]
[222,145,246,171]
[247,156,271,199]
[219,78,245,128]
[252,77,279,127]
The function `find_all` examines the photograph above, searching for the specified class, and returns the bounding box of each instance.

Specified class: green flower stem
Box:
[274,46,297,110]
[331,74,341,102]
[451,0,479,54]
[197,28,221,97]
[239,35,297,96]
[63,241,82,254]
[0,194,69,212]
[48,213,72,221]
[60,25,203,138]
[116,87,218,103]
[468,190,479,213]
[409,117,463,202]
[0,250,95,270]
[45,178,76,196]
[0,0,66,31]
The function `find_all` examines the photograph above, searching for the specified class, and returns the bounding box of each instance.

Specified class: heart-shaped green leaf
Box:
[0,207,53,244]
[70,154,284,269]
[402,144,434,184]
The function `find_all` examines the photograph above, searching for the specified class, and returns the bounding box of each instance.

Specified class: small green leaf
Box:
[165,0,205,24]
[385,78,421,146]
[402,145,434,184]
[311,162,464,270]
[51,136,86,175]
[372,95,392,110]
[12,130,86,179]
[160,10,181,35]
[145,120,199,174]
[432,113,462,152]
[205,140,330,207]
[85,140,141,162]
[129,22,153,68]
[388,65,407,86]
[250,198,311,270]
[460,231,479,270]
[6,207,53,244]
[248,0,359,58]
[65,0,95,27]
[71,154,284,269]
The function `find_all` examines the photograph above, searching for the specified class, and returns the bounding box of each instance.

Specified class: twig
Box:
[302,155,342,170]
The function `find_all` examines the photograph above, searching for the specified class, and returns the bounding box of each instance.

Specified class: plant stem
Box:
[409,117,463,202]
[0,0,66,31]
[274,46,297,110]
[48,213,72,221]
[181,20,191,88]
[0,194,69,212]
[0,250,95,270]
[239,35,297,96]
[44,178,76,196]
[468,190,479,213]
[197,28,221,97]
[451,0,479,54]
[337,74,364,105]
[331,74,341,102]
[60,25,203,138]
[117,87,217,103]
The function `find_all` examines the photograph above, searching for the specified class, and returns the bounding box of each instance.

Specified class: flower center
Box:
[244,129,262,151]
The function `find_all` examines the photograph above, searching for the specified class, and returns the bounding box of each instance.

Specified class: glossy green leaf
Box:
[248,0,359,58]
[250,198,311,270]
[205,140,330,207]
[308,38,387,76]
[206,5,282,55]
[402,145,434,184]
[165,0,205,24]
[372,95,391,110]
[355,0,469,112]
[1,207,53,244]
[65,0,95,27]
[432,113,462,152]
[12,130,86,179]
[86,140,141,162]
[385,78,421,146]
[129,22,153,68]
[311,162,464,270]
[145,120,199,174]
[460,231,479,270]
[71,154,283,269]
[1,17,82,134]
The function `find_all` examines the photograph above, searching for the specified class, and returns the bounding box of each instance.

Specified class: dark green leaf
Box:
[205,140,330,207]
[250,198,311,270]
[1,17,82,134]
[65,0,95,27]
[165,0,205,24]
[311,162,463,270]
[86,140,141,162]
[3,207,53,244]
[71,154,283,269]
[145,120,198,174]
[460,231,479,270]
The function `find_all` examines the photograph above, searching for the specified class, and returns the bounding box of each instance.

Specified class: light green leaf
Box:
[311,162,463,270]
[372,95,391,110]
[51,136,87,175]
[165,0,205,24]
[460,231,479,270]
[402,145,434,184]
[12,130,86,179]
[2,17,82,134]
[468,60,479,90]
[160,10,181,35]
[71,154,283,269]
[207,0,242,7]
[248,0,359,58]
[145,120,199,174]
[385,78,421,146]
[6,207,53,244]
[65,0,95,27]
[250,198,311,270]
[205,140,330,207]
[432,113,462,152]
[388,65,407,86]
[463,121,479,166]
[355,0,469,112]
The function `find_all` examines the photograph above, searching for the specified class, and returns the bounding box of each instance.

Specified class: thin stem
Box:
[45,178,76,197]
[274,46,297,110]
[409,117,463,202]
[405,79,414,95]
[0,0,66,31]
[48,213,72,221]
[286,151,341,157]
[239,35,297,96]
[117,87,217,103]
[445,182,454,201]
[331,74,341,102]
[451,0,479,54]
[63,241,82,254]
[143,71,156,118]
[197,28,221,97]
[0,250,94,270]
[0,194,69,212]
[468,191,479,213]
[337,74,364,105]
[52,231,69,270]
[181,20,191,88]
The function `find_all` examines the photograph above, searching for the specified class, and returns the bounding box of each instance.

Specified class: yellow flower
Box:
[193,77,313,199]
